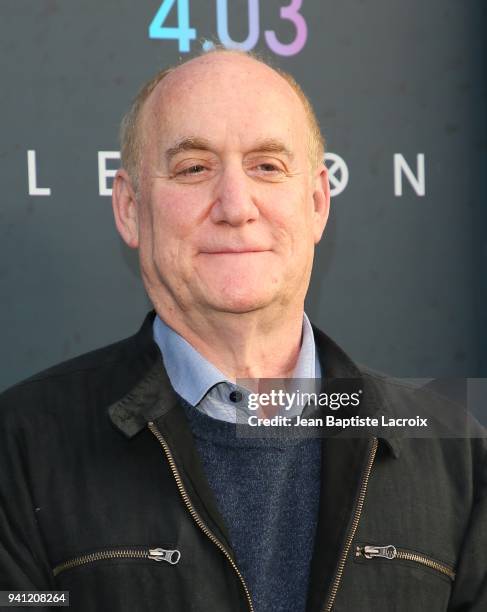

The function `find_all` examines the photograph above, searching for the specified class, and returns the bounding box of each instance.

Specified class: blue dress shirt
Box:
[153,313,322,423]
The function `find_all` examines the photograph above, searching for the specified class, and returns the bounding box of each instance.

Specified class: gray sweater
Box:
[183,401,322,612]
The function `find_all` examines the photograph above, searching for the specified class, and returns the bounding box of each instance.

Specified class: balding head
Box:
[112,47,330,327]
[119,49,325,195]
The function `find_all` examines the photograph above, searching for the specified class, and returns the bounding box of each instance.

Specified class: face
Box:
[114,53,329,320]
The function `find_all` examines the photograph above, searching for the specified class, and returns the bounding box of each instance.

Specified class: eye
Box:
[257,163,281,173]
[178,164,207,176]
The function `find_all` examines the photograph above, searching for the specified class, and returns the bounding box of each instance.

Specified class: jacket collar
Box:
[311,325,402,458]
[108,311,181,436]
[109,311,401,458]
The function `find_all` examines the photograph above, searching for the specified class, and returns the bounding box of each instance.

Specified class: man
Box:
[0,50,485,611]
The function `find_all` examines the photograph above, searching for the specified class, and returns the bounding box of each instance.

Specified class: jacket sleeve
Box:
[0,386,56,593]
[448,438,487,611]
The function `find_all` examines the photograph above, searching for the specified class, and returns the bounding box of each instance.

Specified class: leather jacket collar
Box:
[109,311,401,458]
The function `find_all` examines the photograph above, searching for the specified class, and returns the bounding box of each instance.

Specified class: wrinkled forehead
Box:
[139,54,308,157]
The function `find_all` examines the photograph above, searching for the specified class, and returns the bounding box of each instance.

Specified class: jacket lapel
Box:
[153,405,235,554]
[306,326,397,611]
[306,436,375,612]
[109,311,235,555]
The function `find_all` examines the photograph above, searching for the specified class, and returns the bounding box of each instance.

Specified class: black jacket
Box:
[0,312,485,611]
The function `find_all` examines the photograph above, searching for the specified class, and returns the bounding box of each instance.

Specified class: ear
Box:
[112,169,139,249]
[312,164,330,244]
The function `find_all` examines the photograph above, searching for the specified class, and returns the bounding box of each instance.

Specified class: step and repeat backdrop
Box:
[1,0,486,390]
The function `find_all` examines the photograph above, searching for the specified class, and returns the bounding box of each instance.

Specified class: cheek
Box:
[140,186,209,278]
[269,189,314,248]
[146,186,204,241]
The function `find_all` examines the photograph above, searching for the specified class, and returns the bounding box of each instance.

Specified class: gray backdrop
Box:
[1,0,486,391]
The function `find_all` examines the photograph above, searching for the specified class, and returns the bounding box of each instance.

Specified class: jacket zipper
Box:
[322,437,378,612]
[147,421,254,612]
[355,544,456,581]
[53,547,180,577]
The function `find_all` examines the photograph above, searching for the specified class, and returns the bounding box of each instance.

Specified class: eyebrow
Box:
[165,138,212,163]
[164,137,294,164]
[249,138,294,160]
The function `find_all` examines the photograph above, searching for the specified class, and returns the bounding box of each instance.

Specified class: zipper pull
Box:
[357,545,397,559]
[148,548,181,564]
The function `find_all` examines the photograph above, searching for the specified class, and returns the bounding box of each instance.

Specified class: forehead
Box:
[141,54,307,155]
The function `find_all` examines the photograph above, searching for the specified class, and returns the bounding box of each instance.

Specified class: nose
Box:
[209,163,260,226]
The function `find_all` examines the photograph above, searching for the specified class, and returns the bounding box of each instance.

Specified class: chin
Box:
[206,286,276,314]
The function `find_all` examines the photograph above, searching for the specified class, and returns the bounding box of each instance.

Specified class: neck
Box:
[155,303,305,381]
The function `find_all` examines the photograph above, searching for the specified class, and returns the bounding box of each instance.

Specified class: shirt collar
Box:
[153,313,321,408]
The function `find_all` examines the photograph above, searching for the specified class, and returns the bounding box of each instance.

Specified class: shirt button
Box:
[229,390,243,403]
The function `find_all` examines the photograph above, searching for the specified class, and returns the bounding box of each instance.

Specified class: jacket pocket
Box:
[53,546,181,577]
[355,543,455,581]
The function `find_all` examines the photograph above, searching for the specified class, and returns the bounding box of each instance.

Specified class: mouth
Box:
[200,249,270,255]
